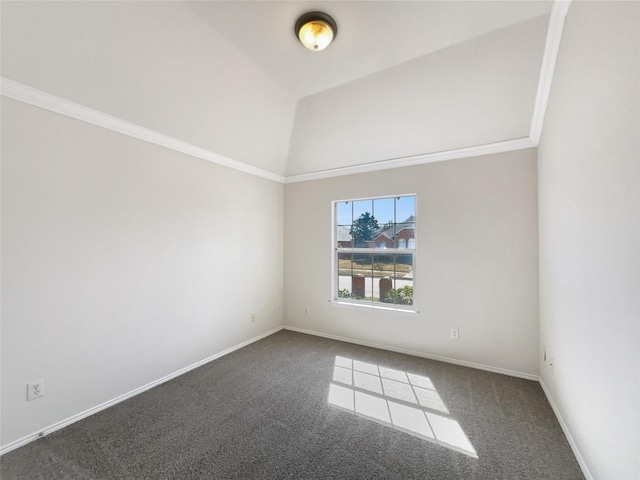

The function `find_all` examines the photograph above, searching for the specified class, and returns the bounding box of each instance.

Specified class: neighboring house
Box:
[338,216,415,249]
[369,215,415,249]
[337,225,352,248]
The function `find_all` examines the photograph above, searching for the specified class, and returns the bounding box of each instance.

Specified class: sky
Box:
[336,195,415,226]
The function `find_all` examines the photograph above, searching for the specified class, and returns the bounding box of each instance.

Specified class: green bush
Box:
[383,286,413,305]
[338,289,363,300]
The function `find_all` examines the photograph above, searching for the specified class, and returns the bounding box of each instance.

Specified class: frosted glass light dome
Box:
[295,12,337,52]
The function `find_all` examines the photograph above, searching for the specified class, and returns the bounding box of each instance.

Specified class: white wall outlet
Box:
[451,328,459,339]
[251,313,256,323]
[271,307,276,315]
[27,379,45,401]
[305,306,310,315]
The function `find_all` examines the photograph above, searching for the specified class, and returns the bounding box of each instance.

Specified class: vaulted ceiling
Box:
[191,1,552,98]
[1,1,557,180]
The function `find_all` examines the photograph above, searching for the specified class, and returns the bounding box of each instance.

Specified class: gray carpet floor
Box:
[1,330,584,479]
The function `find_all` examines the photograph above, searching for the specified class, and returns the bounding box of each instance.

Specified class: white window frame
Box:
[331,194,417,312]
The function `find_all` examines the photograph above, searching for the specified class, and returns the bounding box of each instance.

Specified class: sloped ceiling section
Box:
[287,15,549,176]
[1,1,556,180]
[190,1,552,98]
[0,1,297,176]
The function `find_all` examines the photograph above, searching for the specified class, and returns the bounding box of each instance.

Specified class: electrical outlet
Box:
[27,379,45,401]
[271,307,276,315]
[305,306,310,315]
[251,313,256,323]
[451,328,459,340]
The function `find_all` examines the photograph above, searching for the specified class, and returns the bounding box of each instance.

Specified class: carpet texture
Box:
[1,330,584,479]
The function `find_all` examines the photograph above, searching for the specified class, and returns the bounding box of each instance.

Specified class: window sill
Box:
[330,300,418,314]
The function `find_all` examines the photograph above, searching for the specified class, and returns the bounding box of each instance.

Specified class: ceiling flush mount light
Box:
[295,12,337,51]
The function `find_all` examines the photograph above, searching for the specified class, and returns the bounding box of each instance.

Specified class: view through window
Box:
[334,195,415,309]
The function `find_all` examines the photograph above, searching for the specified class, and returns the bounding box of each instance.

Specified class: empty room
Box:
[1,1,638,479]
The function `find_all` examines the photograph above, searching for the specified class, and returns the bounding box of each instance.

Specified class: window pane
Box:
[338,253,363,300]
[353,200,373,220]
[395,222,415,249]
[374,254,395,303]
[375,236,392,249]
[352,220,377,248]
[373,197,394,225]
[377,275,394,304]
[352,254,372,300]
[337,253,350,299]
[374,254,396,277]
[396,196,415,223]
[337,201,352,226]
[390,277,414,306]
[353,254,372,277]
[352,200,376,248]
[337,226,352,248]
[338,252,352,277]
[362,275,373,302]
[384,252,413,305]
[396,253,414,281]
[374,221,394,249]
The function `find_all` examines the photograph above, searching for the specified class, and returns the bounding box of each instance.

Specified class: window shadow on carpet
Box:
[328,355,477,458]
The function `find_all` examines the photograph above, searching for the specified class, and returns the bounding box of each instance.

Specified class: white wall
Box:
[286,16,547,176]
[1,97,284,447]
[1,2,297,176]
[538,2,640,478]
[284,149,539,376]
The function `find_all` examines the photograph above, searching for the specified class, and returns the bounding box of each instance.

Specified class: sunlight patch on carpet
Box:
[328,356,477,458]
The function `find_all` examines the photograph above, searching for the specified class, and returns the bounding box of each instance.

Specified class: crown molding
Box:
[2,78,538,185]
[0,77,286,184]
[530,0,572,145]
[284,137,536,184]
[3,0,569,191]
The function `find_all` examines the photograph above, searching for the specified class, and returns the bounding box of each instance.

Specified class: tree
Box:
[350,212,379,247]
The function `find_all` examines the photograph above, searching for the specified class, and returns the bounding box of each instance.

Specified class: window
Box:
[334,195,415,310]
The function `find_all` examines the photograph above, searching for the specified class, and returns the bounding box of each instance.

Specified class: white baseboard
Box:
[2,324,593,480]
[0,326,284,456]
[283,325,539,381]
[539,379,593,480]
